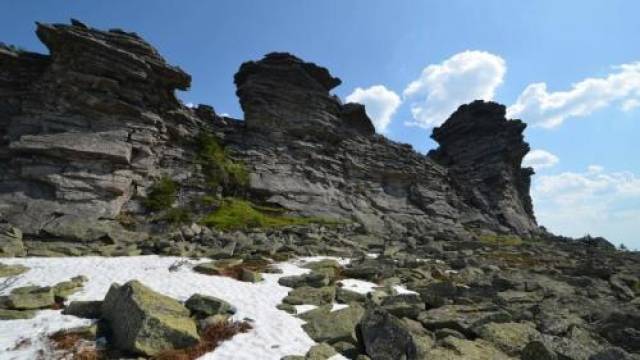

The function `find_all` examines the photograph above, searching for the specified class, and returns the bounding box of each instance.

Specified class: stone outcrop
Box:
[0,20,212,244]
[429,100,537,234]
[2,20,539,250]
[101,280,200,355]
[235,52,374,139]
[228,53,538,239]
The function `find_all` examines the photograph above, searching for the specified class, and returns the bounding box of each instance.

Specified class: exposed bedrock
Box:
[0,20,214,242]
[429,100,537,234]
[1,20,539,246]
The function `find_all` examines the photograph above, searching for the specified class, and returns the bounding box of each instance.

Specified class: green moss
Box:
[196,133,249,193]
[200,198,333,231]
[478,234,523,246]
[143,177,178,211]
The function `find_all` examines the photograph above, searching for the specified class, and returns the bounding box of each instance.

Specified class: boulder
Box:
[475,322,541,356]
[336,287,366,304]
[359,308,433,360]
[283,286,336,306]
[279,273,330,288]
[185,293,236,318]
[101,280,199,356]
[418,304,512,335]
[305,343,339,360]
[0,225,25,257]
[521,341,557,360]
[62,300,102,319]
[53,275,87,300]
[425,336,512,360]
[301,303,365,344]
[0,263,29,277]
[6,285,55,310]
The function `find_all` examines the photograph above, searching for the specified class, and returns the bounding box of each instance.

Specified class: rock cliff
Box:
[0,20,213,245]
[229,53,537,239]
[1,20,537,250]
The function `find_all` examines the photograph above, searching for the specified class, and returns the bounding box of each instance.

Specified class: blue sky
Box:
[2,1,639,248]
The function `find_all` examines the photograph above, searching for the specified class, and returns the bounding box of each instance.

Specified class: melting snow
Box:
[0,255,406,359]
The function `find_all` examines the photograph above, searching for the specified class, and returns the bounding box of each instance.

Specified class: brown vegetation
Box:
[48,329,103,360]
[152,320,252,360]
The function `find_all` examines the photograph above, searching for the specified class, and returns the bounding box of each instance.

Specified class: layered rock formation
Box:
[429,101,537,233]
[1,20,538,249]
[0,20,213,244]
[229,52,538,239]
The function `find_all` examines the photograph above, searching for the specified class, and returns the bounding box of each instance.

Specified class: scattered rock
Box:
[53,275,87,300]
[475,321,541,355]
[283,286,336,306]
[359,307,433,360]
[305,342,338,360]
[279,273,330,288]
[0,263,29,277]
[336,287,366,304]
[101,280,199,356]
[185,293,236,318]
[521,340,558,360]
[426,336,512,360]
[5,285,55,310]
[418,304,512,335]
[301,303,365,344]
[62,300,102,319]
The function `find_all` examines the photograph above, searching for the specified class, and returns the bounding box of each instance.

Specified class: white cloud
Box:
[345,85,401,133]
[184,102,196,108]
[507,62,640,128]
[523,149,559,170]
[403,50,506,128]
[532,166,640,249]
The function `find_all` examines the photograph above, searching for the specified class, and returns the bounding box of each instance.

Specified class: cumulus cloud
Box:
[532,166,640,248]
[403,50,506,128]
[345,85,401,133]
[522,149,559,170]
[507,62,640,128]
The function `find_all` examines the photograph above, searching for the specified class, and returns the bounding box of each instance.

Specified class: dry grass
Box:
[48,329,103,360]
[152,321,252,360]
[212,259,272,281]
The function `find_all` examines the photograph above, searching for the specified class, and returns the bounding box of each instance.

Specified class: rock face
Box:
[101,280,200,356]
[0,20,210,244]
[429,100,537,234]
[229,53,541,239]
[235,52,373,139]
[2,20,540,249]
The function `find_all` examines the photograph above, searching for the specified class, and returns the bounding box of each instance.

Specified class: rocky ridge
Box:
[0,19,639,360]
[1,19,540,255]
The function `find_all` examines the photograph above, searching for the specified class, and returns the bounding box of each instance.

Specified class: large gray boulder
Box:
[301,303,365,344]
[359,308,433,360]
[101,280,199,356]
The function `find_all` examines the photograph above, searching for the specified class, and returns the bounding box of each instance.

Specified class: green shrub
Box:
[196,133,249,193]
[200,198,329,231]
[143,176,178,211]
[478,234,523,246]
